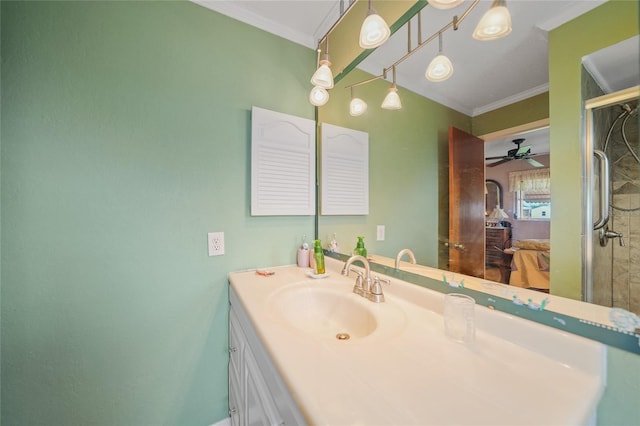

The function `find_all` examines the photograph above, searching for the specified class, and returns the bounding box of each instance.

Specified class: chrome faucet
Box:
[342,255,390,303]
[395,248,417,269]
[341,255,372,298]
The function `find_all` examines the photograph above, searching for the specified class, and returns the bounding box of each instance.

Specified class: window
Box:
[509,168,551,220]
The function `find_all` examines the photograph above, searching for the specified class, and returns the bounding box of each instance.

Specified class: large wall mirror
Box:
[316,1,640,353]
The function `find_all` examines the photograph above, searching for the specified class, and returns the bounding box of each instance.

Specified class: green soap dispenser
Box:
[354,236,367,257]
[313,240,325,275]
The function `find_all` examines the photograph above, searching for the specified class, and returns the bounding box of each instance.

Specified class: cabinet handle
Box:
[229,347,238,354]
[229,407,237,416]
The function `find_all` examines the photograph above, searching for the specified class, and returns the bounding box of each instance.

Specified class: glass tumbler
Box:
[443,293,476,344]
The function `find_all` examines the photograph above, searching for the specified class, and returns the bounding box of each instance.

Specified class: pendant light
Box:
[381,67,402,110]
[359,0,391,49]
[310,39,334,89]
[309,86,329,106]
[425,32,453,82]
[428,0,464,10]
[473,0,512,41]
[349,87,368,116]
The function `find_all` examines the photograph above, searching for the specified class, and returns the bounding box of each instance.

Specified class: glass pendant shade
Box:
[309,86,329,106]
[426,54,454,82]
[349,97,368,116]
[359,11,391,49]
[381,85,402,110]
[310,59,334,89]
[428,0,464,10]
[473,0,512,41]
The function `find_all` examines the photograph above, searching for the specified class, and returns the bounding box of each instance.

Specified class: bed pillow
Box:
[512,239,550,251]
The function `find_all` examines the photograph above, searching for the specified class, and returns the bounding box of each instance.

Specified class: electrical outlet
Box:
[377,225,385,241]
[208,232,225,256]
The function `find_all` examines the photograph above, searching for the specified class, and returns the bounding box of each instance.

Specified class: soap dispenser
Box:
[354,236,367,258]
[297,235,310,268]
[313,239,325,275]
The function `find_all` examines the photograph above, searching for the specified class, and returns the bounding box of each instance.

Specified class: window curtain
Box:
[509,168,550,193]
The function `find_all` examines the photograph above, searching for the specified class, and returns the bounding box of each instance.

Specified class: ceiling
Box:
[193,0,637,160]
[193,0,609,116]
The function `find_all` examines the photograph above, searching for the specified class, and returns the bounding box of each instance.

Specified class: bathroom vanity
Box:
[228,257,606,425]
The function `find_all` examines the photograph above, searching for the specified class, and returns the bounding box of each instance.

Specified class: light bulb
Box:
[473,1,512,41]
[349,98,368,116]
[381,85,402,110]
[309,86,329,106]
[428,0,464,10]
[310,59,334,89]
[426,54,453,82]
[359,11,391,49]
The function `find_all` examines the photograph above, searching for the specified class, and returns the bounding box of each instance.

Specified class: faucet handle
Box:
[368,276,390,303]
[352,270,365,296]
[374,276,391,287]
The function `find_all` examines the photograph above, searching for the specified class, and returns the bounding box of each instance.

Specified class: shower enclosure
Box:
[584,86,639,315]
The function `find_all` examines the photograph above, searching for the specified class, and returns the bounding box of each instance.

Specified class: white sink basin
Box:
[267,283,378,339]
[229,260,606,425]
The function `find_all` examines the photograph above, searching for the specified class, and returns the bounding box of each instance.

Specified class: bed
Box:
[506,239,550,290]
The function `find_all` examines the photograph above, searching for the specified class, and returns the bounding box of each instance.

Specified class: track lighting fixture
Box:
[310,39,334,89]
[425,32,453,82]
[381,67,402,110]
[349,87,367,116]
[359,0,391,49]
[311,0,515,113]
[473,0,512,41]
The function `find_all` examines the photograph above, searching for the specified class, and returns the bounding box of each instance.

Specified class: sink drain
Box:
[335,332,351,341]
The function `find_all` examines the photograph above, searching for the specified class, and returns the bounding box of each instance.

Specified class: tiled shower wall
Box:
[610,103,639,315]
[584,66,640,315]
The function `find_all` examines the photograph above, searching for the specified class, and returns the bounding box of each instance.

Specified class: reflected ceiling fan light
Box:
[359,0,391,49]
[473,0,512,41]
[428,0,464,10]
[309,86,329,106]
[426,33,453,82]
[381,85,402,110]
[349,87,368,116]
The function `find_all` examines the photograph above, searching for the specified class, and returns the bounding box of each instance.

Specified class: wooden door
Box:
[448,127,485,278]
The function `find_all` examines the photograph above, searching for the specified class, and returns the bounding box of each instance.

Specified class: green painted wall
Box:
[1,2,315,425]
[548,1,640,424]
[317,69,471,267]
[472,92,549,136]
[2,1,639,425]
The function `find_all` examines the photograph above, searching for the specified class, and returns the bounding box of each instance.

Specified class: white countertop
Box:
[229,257,606,425]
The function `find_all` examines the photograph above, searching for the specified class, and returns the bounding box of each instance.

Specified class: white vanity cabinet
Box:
[228,287,306,426]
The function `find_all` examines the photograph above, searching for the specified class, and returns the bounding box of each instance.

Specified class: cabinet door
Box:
[244,342,282,426]
[228,371,243,426]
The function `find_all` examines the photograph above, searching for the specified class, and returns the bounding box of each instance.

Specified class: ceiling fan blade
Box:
[487,158,512,167]
[485,155,508,160]
[525,158,545,167]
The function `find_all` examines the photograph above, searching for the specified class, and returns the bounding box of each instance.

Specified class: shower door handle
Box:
[593,149,610,230]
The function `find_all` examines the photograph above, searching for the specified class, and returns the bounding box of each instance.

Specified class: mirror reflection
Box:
[484,179,502,214]
[317,1,639,330]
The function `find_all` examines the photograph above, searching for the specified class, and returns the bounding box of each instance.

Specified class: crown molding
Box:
[190,0,318,49]
[472,84,549,117]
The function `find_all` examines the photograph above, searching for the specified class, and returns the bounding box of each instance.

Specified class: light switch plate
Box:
[377,225,385,241]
